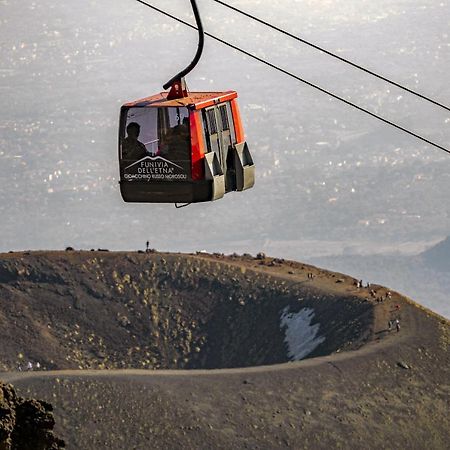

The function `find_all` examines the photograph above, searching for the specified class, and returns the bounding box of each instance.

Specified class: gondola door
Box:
[204,104,236,191]
[204,106,224,166]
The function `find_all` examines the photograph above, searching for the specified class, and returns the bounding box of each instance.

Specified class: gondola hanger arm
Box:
[162,0,205,99]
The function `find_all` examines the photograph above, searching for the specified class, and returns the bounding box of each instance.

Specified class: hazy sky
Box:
[0,0,449,255]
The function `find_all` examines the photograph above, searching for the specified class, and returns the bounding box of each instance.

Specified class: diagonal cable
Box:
[212,0,450,113]
[134,0,450,155]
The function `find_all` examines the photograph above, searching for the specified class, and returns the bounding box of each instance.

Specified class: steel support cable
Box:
[163,0,204,89]
[134,0,450,155]
[212,0,450,114]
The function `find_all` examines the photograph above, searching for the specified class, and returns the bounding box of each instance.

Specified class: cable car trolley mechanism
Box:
[118,0,255,205]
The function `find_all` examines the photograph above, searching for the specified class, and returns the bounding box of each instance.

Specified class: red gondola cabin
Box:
[118,90,255,204]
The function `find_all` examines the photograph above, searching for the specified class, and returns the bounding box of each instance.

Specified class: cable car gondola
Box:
[118,0,254,205]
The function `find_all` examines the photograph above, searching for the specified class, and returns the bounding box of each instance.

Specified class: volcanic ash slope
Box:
[0,251,448,449]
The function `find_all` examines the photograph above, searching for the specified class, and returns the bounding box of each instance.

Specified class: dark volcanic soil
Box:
[0,251,449,449]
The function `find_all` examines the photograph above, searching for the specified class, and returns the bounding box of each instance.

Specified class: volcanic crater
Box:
[1,251,448,450]
[0,251,372,371]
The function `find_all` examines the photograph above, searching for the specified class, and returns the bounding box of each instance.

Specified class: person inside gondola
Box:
[122,122,148,161]
[159,117,190,165]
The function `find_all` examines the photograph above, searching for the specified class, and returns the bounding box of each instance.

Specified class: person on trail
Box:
[35,361,41,370]
[27,361,33,371]
[395,319,400,333]
[146,240,150,252]
[388,320,393,331]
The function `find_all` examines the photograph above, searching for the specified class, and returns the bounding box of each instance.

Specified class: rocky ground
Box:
[0,381,64,449]
[0,251,449,449]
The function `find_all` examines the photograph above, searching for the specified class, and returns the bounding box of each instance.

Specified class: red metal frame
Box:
[189,110,206,181]
[121,90,246,182]
[230,98,245,143]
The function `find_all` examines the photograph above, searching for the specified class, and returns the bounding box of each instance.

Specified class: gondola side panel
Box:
[190,110,206,181]
[230,98,245,143]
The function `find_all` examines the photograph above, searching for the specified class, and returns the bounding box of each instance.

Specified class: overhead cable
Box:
[134,0,450,155]
[212,0,450,113]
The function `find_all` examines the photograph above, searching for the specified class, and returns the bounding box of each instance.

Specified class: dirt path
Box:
[0,296,415,385]
[0,252,424,385]
[3,297,448,450]
[1,251,448,449]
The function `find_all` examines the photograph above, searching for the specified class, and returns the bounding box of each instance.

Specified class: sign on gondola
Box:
[123,156,187,182]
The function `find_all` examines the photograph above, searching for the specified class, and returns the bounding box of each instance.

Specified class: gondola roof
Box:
[123,91,238,110]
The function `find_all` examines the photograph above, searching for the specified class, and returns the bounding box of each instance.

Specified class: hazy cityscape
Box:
[1,0,449,316]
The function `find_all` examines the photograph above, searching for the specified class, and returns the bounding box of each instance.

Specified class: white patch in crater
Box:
[280,307,325,361]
